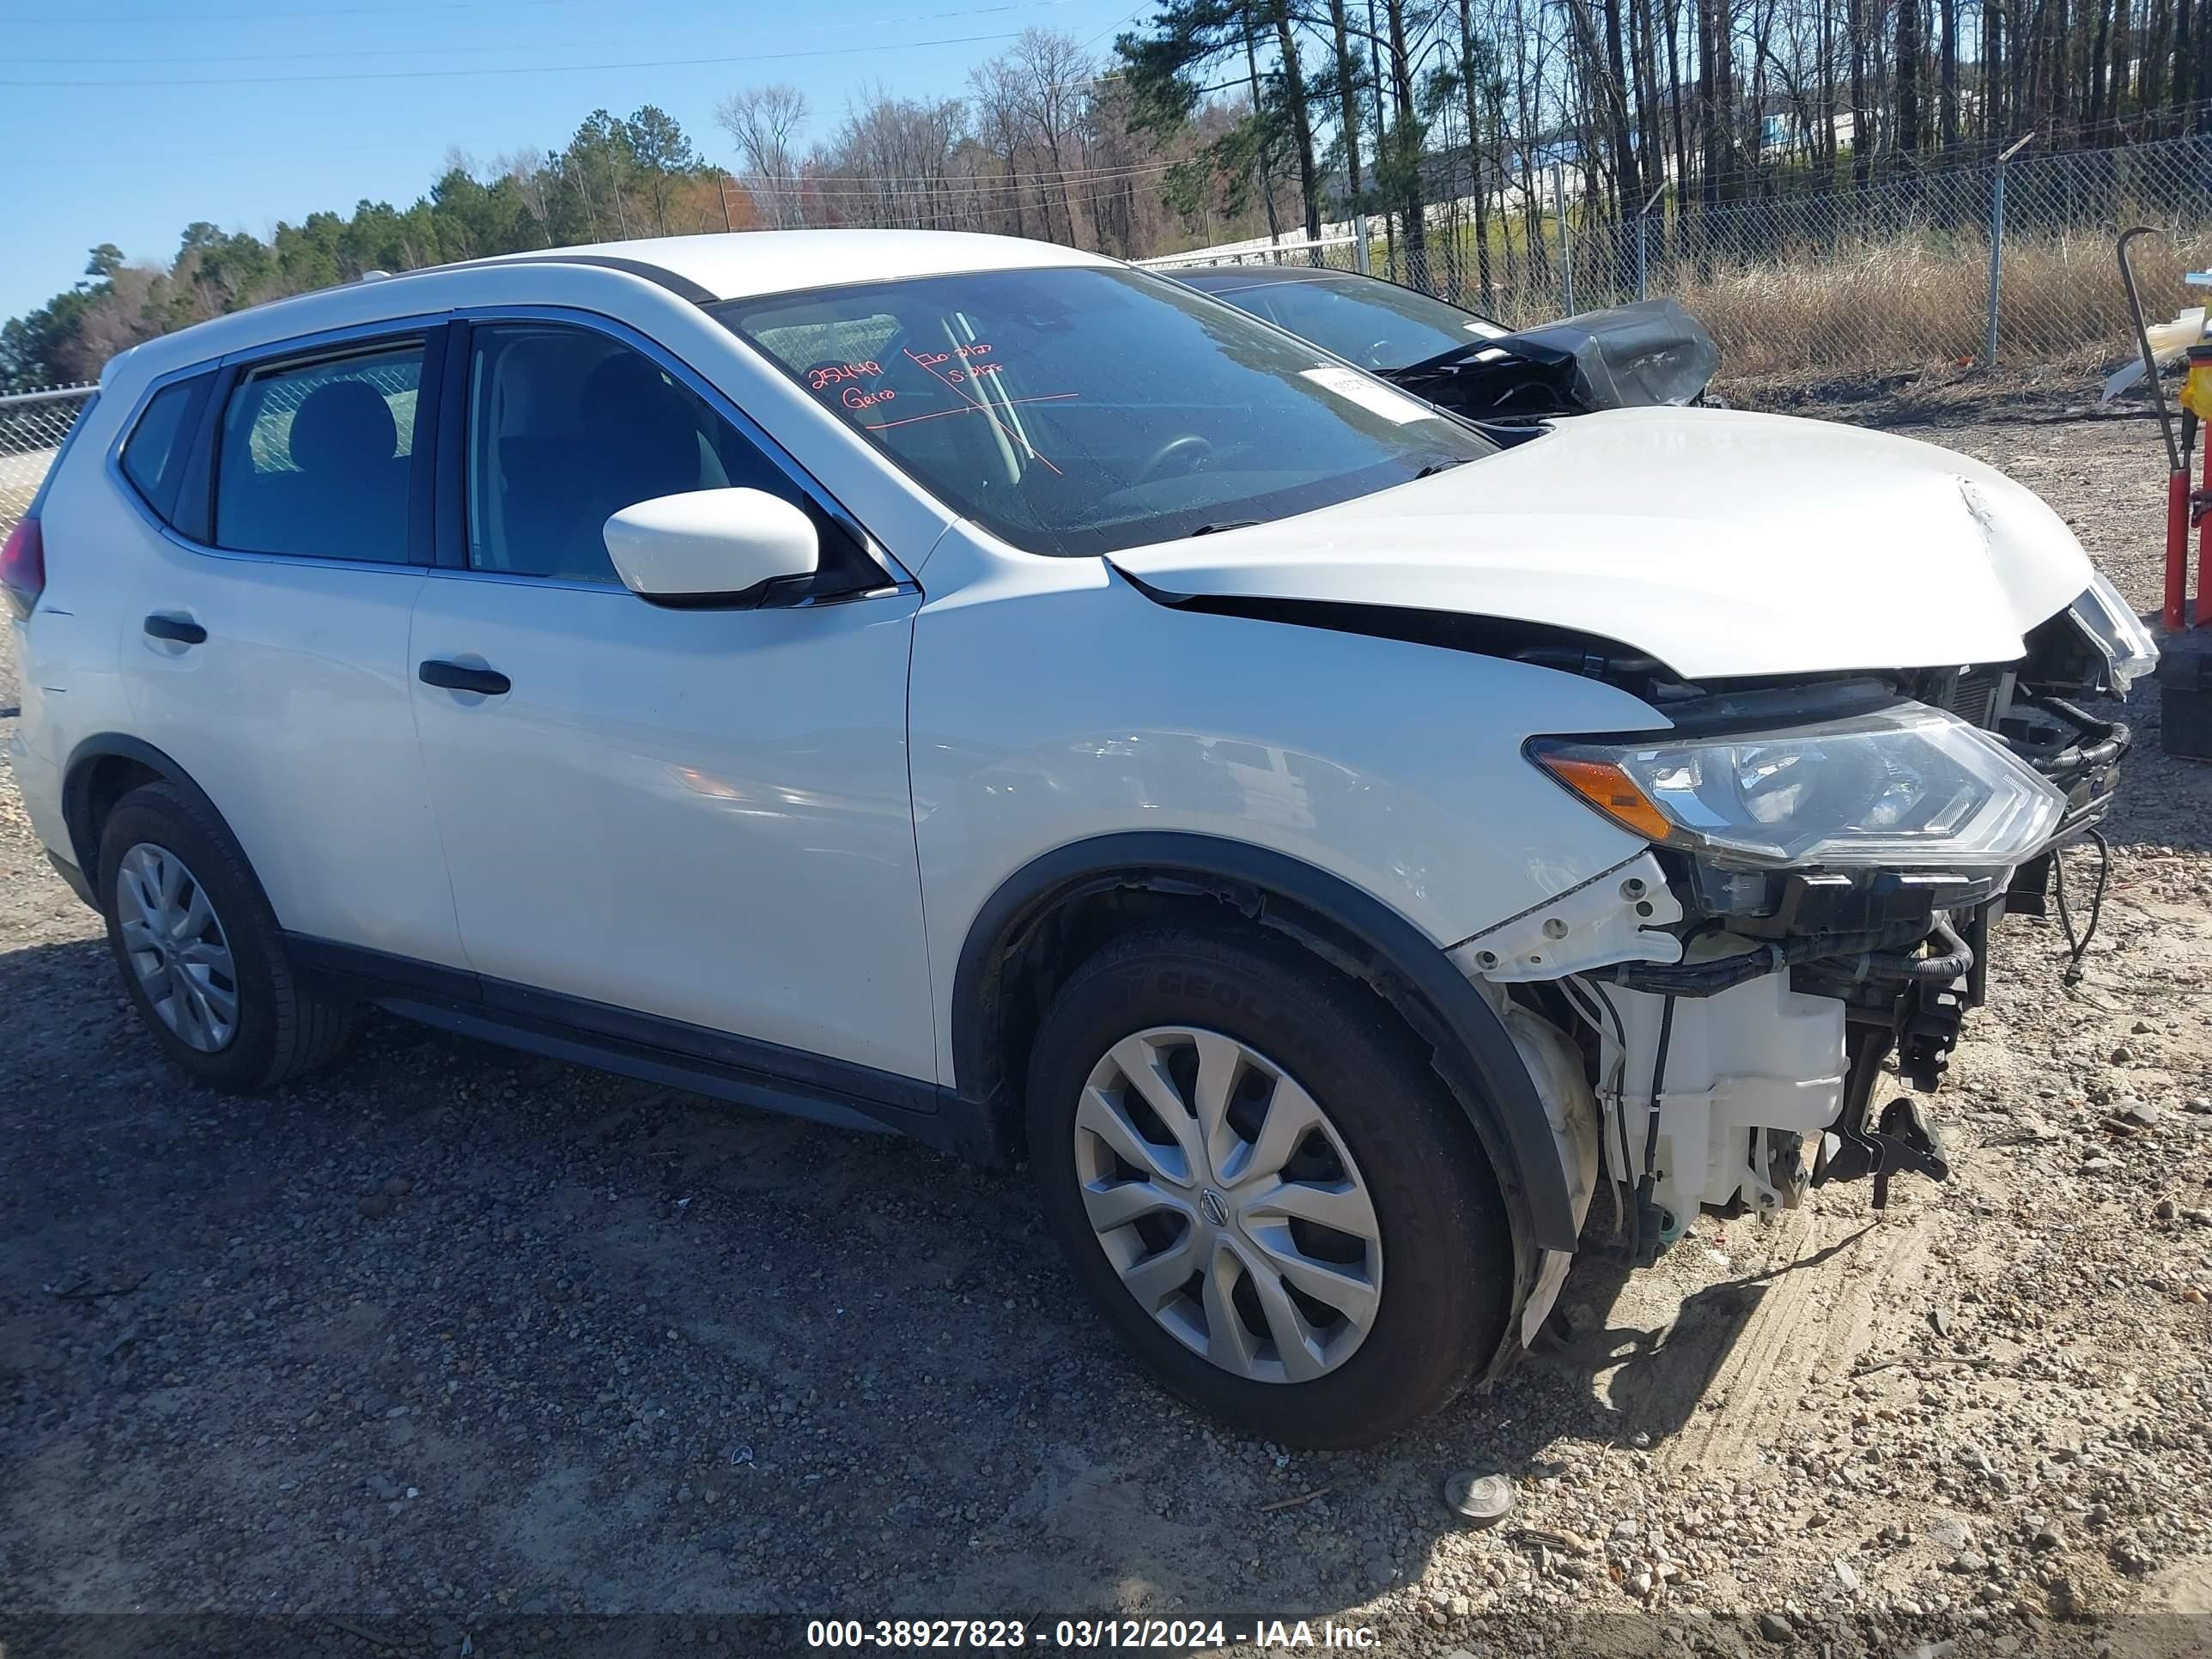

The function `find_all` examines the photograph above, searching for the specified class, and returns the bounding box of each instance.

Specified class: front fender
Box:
[910,556,1663,1001]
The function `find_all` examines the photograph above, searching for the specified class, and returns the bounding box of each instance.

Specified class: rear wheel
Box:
[98,781,358,1091]
[1025,925,1513,1447]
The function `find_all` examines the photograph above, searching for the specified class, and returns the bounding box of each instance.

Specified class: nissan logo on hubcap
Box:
[1199,1188,1229,1228]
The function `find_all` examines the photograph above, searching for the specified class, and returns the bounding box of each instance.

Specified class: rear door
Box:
[118,324,466,968]
[406,313,935,1081]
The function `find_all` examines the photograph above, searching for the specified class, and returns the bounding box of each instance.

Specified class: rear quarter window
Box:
[118,374,216,524]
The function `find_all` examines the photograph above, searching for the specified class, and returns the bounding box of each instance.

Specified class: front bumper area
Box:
[1455,781,2121,1286]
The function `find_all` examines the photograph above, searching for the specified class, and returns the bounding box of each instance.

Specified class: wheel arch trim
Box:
[60,733,229,895]
[950,830,1580,1256]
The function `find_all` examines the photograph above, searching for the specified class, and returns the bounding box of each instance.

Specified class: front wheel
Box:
[1025,925,1513,1448]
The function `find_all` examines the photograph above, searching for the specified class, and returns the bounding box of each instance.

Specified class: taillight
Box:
[1,516,45,618]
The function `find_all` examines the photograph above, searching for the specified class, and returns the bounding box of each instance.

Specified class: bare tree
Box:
[969,56,1036,237]
[1009,27,1097,244]
[716,83,811,228]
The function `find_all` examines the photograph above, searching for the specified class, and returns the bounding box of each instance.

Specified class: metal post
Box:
[1553,161,1574,315]
[2120,225,2190,628]
[1634,185,1666,302]
[1984,135,2034,368]
[1353,211,1372,276]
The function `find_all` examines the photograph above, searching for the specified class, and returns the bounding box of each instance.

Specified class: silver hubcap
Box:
[1073,1026,1383,1384]
[115,842,239,1054]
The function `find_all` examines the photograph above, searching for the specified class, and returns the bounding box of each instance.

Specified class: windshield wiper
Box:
[1414,459,1469,478]
[1189,520,1261,537]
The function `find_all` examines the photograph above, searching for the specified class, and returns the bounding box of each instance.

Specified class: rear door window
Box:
[213,341,426,563]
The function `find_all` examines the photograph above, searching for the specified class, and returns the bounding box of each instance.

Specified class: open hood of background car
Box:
[1391,296,1720,420]
[1108,407,2096,682]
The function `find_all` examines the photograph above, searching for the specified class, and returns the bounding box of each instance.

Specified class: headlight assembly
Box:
[2068,568,2160,694]
[1529,703,2065,870]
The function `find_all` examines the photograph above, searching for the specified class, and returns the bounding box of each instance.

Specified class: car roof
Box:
[101,229,1117,389]
[477,228,1116,301]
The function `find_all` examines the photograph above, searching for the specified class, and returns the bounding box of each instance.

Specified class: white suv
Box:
[2,230,2156,1446]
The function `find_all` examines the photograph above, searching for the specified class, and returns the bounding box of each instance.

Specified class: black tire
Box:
[97,781,359,1091]
[1025,924,1513,1448]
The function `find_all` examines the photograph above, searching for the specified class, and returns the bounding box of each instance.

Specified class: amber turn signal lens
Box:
[1530,750,1675,844]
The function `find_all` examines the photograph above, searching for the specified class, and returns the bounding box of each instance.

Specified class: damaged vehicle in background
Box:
[7,229,2155,1449]
[1172,262,1722,422]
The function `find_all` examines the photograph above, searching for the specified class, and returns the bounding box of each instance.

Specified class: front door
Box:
[406,319,935,1082]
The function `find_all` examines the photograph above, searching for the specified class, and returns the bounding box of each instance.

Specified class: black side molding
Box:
[284,934,997,1161]
[46,850,95,909]
[60,733,234,892]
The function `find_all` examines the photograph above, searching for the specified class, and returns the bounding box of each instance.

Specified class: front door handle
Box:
[143,614,207,645]
[418,659,511,696]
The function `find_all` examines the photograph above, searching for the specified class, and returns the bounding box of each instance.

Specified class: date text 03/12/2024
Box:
[804,1618,1383,1649]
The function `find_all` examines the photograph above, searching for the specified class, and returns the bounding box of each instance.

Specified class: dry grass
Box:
[1659,228,2211,380]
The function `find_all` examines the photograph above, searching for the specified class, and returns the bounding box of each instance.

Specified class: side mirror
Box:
[602,488,820,605]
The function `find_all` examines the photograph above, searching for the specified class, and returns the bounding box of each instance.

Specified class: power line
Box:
[1079,4,1147,52]
[0,0,597,21]
[741,157,1184,197]
[0,29,1028,88]
[5,0,1086,63]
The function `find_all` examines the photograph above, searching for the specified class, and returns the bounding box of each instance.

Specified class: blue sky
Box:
[0,0,1147,325]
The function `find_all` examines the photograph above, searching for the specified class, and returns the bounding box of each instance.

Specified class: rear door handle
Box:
[143,614,207,645]
[418,659,512,696]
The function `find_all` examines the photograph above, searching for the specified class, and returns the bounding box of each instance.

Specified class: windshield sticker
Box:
[806,360,884,391]
[1299,364,1440,424]
[908,343,1005,386]
[899,345,1063,475]
[864,392,1079,432]
[908,343,995,367]
[1463,319,1510,337]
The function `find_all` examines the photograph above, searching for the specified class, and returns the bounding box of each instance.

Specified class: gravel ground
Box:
[2,405,2208,1658]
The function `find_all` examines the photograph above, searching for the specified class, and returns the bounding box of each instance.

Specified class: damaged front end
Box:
[1448,576,2151,1333]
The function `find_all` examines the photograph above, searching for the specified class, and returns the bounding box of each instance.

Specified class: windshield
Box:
[1188,272,1511,372]
[712,266,1492,557]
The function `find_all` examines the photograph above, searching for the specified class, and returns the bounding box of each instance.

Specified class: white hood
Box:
[1109,407,2094,681]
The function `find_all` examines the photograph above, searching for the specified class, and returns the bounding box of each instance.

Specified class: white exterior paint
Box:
[461,228,1115,298]
[1110,405,2096,680]
[903,529,1665,1080]
[408,570,936,1079]
[602,486,819,599]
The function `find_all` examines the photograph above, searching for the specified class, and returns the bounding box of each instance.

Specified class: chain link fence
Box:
[1138,233,1367,276]
[1148,134,2212,390]
[1,386,96,534]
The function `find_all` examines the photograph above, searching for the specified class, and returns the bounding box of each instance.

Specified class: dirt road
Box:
[2,407,2207,1656]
